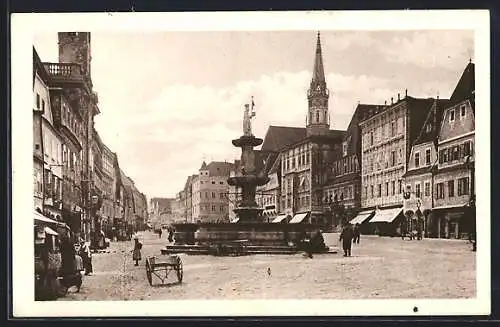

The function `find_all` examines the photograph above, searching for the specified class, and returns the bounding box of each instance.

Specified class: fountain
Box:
[162,101,335,256]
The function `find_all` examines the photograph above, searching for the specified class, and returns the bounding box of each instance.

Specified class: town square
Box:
[21,12,485,312]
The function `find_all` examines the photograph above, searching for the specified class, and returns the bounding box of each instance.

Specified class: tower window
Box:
[316,111,319,123]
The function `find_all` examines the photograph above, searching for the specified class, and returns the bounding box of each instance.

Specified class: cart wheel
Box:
[176,260,183,283]
[145,258,153,286]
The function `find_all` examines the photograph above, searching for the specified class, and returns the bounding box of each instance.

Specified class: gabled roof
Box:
[261,126,307,152]
[206,161,234,177]
[268,153,281,174]
[199,161,207,170]
[262,152,278,175]
[450,62,474,104]
[413,98,452,145]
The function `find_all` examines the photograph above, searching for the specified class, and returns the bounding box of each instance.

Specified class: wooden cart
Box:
[145,255,183,286]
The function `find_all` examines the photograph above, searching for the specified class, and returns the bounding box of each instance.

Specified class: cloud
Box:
[380,31,474,69]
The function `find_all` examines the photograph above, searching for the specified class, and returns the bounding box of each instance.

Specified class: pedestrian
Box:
[339,224,354,257]
[131,236,142,266]
[158,229,162,239]
[353,223,361,244]
[78,239,93,276]
[168,227,174,243]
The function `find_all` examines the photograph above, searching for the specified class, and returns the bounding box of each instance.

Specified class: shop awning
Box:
[350,210,374,225]
[289,212,308,224]
[44,226,58,236]
[34,211,58,225]
[272,214,288,223]
[369,208,403,223]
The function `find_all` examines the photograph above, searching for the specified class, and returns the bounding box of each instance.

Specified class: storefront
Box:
[430,204,475,239]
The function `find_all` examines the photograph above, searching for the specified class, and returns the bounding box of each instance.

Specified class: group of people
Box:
[339,223,361,257]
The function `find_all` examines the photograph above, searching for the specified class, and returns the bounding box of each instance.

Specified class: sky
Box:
[33,30,474,199]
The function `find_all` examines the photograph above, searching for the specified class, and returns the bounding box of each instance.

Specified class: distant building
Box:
[256,153,282,222]
[149,197,175,226]
[191,161,233,223]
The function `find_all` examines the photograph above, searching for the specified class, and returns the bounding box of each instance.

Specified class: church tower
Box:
[58,32,92,80]
[306,32,330,137]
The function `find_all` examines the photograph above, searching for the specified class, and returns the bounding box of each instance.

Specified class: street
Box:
[59,231,475,300]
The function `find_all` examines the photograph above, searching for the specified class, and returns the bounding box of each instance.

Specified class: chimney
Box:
[398,93,400,101]
[391,97,393,105]
[384,100,387,106]
[405,89,408,97]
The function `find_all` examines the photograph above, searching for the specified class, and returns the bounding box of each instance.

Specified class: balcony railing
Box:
[43,63,85,83]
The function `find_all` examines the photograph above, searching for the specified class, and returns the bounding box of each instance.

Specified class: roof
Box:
[450,62,474,104]
[199,161,207,170]
[413,98,452,145]
[206,161,234,177]
[311,32,326,86]
[261,126,307,152]
[33,47,51,84]
[268,153,281,174]
[120,169,134,187]
[262,152,279,175]
[402,166,434,178]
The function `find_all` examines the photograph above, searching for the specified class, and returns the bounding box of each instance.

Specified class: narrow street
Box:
[59,231,476,300]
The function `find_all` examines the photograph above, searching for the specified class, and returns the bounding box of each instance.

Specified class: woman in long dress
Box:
[132,236,142,266]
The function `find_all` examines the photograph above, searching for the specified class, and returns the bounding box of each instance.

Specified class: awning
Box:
[289,212,308,224]
[34,211,58,225]
[350,210,374,225]
[369,208,403,223]
[272,214,288,223]
[44,226,58,236]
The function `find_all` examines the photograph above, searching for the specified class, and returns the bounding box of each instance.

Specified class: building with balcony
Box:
[432,62,475,239]
[359,93,437,234]
[191,161,233,223]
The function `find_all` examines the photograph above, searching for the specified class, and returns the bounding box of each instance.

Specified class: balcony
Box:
[43,63,85,85]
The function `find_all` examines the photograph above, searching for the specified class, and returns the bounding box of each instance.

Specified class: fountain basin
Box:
[232,135,263,147]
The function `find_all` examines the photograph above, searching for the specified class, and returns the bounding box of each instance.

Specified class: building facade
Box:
[191,161,233,223]
[359,94,437,233]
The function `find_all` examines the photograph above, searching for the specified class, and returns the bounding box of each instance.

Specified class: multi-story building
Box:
[183,175,196,223]
[33,51,65,222]
[100,143,115,236]
[112,153,126,237]
[259,33,345,225]
[325,103,377,229]
[256,153,282,222]
[359,93,437,234]
[191,161,233,223]
[172,190,186,222]
[39,32,100,241]
[149,197,175,226]
[432,62,475,239]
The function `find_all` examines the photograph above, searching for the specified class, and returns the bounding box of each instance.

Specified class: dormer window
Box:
[449,109,455,122]
[460,105,466,118]
[342,142,348,157]
[425,123,432,133]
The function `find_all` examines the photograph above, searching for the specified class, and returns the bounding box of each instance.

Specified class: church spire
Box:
[306,32,330,137]
[312,31,326,86]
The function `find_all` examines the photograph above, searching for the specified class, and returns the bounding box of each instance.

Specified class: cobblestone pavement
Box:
[59,231,476,300]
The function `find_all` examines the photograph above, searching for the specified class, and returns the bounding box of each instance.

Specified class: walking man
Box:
[353,223,361,244]
[131,236,142,266]
[339,224,354,257]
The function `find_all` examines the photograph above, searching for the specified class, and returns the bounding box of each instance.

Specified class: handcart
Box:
[145,255,183,286]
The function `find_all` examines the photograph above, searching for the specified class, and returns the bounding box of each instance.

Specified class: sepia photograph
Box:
[11,10,490,316]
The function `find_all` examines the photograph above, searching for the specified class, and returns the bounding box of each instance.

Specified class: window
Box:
[415,183,421,198]
[399,180,402,194]
[392,181,395,195]
[460,105,466,117]
[365,186,368,198]
[391,151,396,167]
[448,180,455,197]
[425,123,432,133]
[316,111,319,123]
[370,132,374,146]
[414,152,420,168]
[212,205,216,212]
[36,93,40,109]
[377,184,382,197]
[220,181,223,184]
[212,181,215,184]
[425,149,431,165]
[371,185,374,198]
[436,183,445,199]
[458,177,470,196]
[391,121,396,137]
[41,99,45,113]
[342,142,348,157]
[449,109,455,122]
[220,206,224,212]
[220,193,224,199]
[424,182,430,197]
[205,192,209,199]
